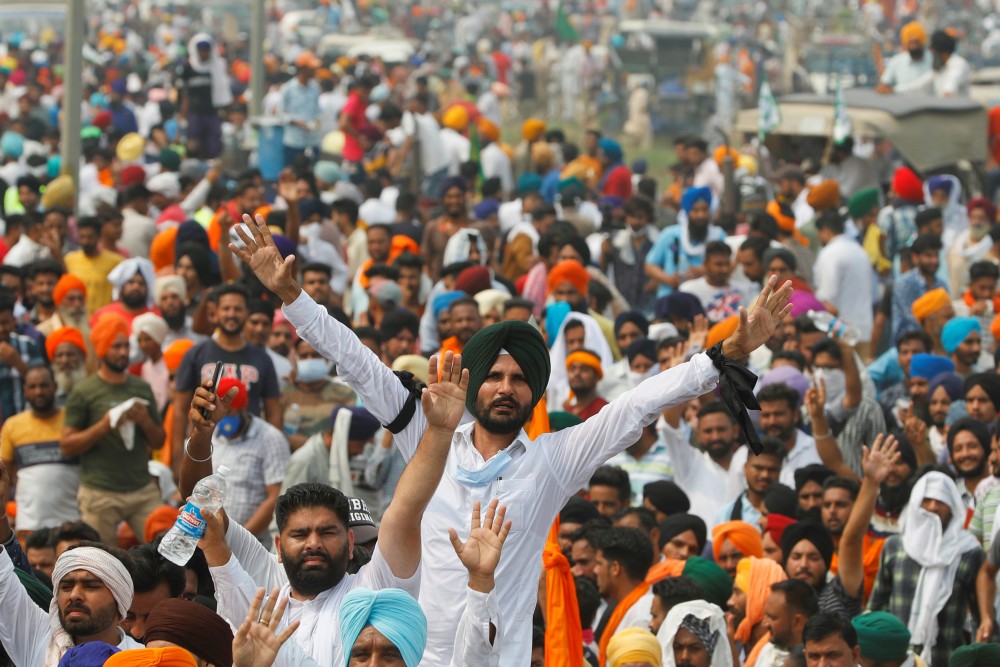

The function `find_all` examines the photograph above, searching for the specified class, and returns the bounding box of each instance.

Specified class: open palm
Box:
[422,351,469,431]
[231,213,298,297]
[725,275,794,357]
[233,588,299,667]
[449,500,511,579]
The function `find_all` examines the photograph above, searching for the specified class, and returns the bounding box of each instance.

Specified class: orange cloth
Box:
[806,180,841,210]
[712,521,764,561]
[744,632,772,667]
[714,145,740,166]
[45,326,86,361]
[149,226,178,272]
[53,274,87,307]
[527,398,551,440]
[565,350,604,380]
[442,105,470,131]
[90,312,129,358]
[598,581,652,667]
[706,316,740,348]
[390,235,419,263]
[523,118,547,141]
[830,532,884,604]
[477,117,500,143]
[144,505,180,543]
[645,558,685,585]
[767,200,809,247]
[357,258,375,290]
[544,518,584,667]
[900,21,927,46]
[734,557,787,645]
[547,260,591,296]
[963,291,1000,319]
[992,312,1000,342]
[438,336,464,362]
[911,287,950,322]
[163,339,195,373]
[159,403,175,468]
[105,647,198,667]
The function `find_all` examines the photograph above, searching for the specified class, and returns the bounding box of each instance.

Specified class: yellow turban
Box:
[606,627,662,667]
[476,117,500,143]
[806,180,841,210]
[442,105,469,131]
[522,118,547,141]
[566,349,604,380]
[911,287,951,322]
[901,21,927,46]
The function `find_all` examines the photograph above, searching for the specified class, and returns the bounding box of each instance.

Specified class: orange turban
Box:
[477,117,500,143]
[442,105,470,131]
[105,647,198,667]
[733,557,787,644]
[714,145,740,165]
[706,315,740,348]
[547,260,591,296]
[163,339,195,373]
[767,200,809,247]
[53,274,87,308]
[45,326,86,362]
[389,235,419,263]
[911,287,951,322]
[991,313,1000,342]
[712,520,764,562]
[900,21,927,46]
[144,505,180,543]
[149,226,179,272]
[806,180,841,210]
[566,349,604,380]
[522,118,547,141]
[90,312,130,358]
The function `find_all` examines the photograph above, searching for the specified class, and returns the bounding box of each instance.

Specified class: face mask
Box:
[815,368,847,411]
[627,367,657,385]
[296,358,328,383]
[909,48,925,61]
[217,415,243,438]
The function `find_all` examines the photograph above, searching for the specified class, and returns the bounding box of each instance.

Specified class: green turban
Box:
[847,186,880,219]
[681,557,732,609]
[852,612,909,663]
[548,411,583,431]
[15,568,52,610]
[950,643,1000,667]
[460,320,550,413]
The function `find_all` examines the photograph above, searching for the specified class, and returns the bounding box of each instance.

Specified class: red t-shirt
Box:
[575,397,609,421]
[989,106,1000,164]
[602,165,633,200]
[341,92,369,162]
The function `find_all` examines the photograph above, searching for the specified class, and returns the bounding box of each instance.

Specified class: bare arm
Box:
[644,262,680,289]
[840,342,862,410]
[60,415,112,457]
[172,390,194,478]
[242,484,281,537]
[805,378,858,480]
[277,172,301,246]
[179,381,240,499]
[978,558,999,642]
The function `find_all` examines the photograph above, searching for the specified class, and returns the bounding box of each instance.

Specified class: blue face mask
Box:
[454,450,514,487]
[296,358,328,384]
[217,415,242,438]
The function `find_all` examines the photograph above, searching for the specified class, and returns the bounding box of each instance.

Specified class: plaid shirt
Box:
[0,333,42,426]
[868,534,984,666]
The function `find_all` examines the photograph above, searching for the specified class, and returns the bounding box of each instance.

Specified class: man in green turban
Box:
[228,212,795,665]
[852,611,915,667]
[950,643,1000,667]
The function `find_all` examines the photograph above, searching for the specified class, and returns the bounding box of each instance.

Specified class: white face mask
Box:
[815,367,846,411]
[627,367,657,385]
[296,358,329,383]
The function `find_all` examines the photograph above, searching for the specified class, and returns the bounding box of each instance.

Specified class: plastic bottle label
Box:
[175,502,207,538]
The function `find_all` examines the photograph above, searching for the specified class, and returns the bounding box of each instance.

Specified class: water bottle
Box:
[158,466,230,566]
[283,403,301,436]
[807,310,860,347]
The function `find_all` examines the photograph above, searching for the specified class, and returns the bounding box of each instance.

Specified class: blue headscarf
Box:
[940,317,981,354]
[926,175,953,196]
[909,353,955,380]
[929,371,963,401]
[340,588,427,667]
[681,186,713,214]
[432,290,466,318]
[598,138,623,164]
[545,301,572,349]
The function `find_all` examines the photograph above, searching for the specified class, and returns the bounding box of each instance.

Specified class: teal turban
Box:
[339,588,426,667]
[681,557,732,609]
[852,612,910,663]
[949,643,1000,667]
[432,290,466,318]
[941,317,981,354]
[461,320,551,412]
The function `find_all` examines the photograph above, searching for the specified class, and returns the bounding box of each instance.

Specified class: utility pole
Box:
[250,0,265,116]
[60,0,85,208]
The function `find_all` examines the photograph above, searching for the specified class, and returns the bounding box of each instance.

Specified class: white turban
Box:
[107,258,156,307]
[147,172,181,200]
[132,313,169,346]
[153,275,187,304]
[47,547,134,666]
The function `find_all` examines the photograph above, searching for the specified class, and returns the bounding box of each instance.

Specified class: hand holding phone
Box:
[200,361,224,420]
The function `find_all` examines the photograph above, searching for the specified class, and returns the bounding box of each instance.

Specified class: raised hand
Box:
[861,433,900,484]
[233,588,300,667]
[422,351,469,432]
[189,379,241,436]
[721,275,793,359]
[448,499,511,592]
[687,314,708,354]
[276,170,300,204]
[804,377,826,418]
[230,213,300,303]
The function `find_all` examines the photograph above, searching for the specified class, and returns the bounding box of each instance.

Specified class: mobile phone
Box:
[201,361,224,419]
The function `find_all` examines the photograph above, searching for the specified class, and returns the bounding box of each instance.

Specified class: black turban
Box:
[658,513,707,552]
[461,320,550,411]
[614,311,650,337]
[379,308,420,342]
[780,520,834,570]
[655,292,705,322]
[793,464,834,492]
[763,484,798,518]
[643,480,690,515]
[560,496,601,526]
[145,598,234,667]
[625,338,656,365]
[964,373,1000,410]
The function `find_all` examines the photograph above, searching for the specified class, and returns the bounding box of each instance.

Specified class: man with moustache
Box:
[37,273,90,338]
[46,326,89,405]
[154,276,204,347]
[947,417,991,514]
[756,383,822,487]
[877,22,932,94]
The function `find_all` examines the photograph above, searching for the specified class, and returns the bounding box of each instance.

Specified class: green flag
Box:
[757,76,780,142]
[833,77,853,145]
[555,3,579,42]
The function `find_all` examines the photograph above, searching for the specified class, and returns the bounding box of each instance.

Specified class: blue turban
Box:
[298,198,326,221]
[340,588,427,667]
[929,371,963,401]
[545,301,572,349]
[681,186,713,214]
[440,176,467,194]
[656,291,706,321]
[941,317,981,354]
[926,175,953,196]
[272,234,297,260]
[473,199,499,221]
[517,173,543,195]
[59,642,120,667]
[598,138,623,163]
[614,311,650,337]
[625,337,656,364]
[632,158,648,175]
[432,290,466,318]
[598,195,624,210]
[1,131,24,159]
[331,406,382,441]
[909,353,955,380]
[315,160,344,184]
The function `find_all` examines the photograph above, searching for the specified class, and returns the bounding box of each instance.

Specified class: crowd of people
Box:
[1,1,1000,667]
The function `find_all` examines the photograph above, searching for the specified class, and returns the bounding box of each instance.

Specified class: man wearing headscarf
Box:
[154,276,203,347]
[852,611,920,667]
[950,643,1000,667]
[893,235,950,341]
[0,541,142,666]
[339,588,427,667]
[643,480,690,523]
[657,600,731,667]
[598,138,632,200]
[877,22,932,94]
[232,212,794,665]
[178,34,232,159]
[144,598,234,667]
[941,317,984,377]
[38,273,90,339]
[94,258,157,330]
[868,471,983,665]
[646,186,726,299]
[607,627,661,667]
[133,313,170,413]
[60,312,164,545]
[712,521,764,576]
[46,326,90,404]
[657,514,707,561]
[729,557,787,662]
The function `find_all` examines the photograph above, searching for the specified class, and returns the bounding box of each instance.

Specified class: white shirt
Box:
[481,143,514,197]
[692,158,724,200]
[282,291,722,666]
[880,51,932,90]
[616,591,654,633]
[452,588,501,667]
[399,111,448,175]
[899,53,972,97]
[440,128,471,177]
[121,208,156,259]
[780,430,823,488]
[813,234,875,339]
[2,235,49,267]
[792,188,814,228]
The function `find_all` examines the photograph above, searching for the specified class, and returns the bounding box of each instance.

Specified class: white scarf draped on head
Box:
[107,257,157,308]
[901,471,980,662]
[546,311,613,409]
[657,600,731,667]
[187,33,234,109]
[46,547,134,667]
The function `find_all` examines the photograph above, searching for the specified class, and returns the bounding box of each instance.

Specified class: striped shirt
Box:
[607,438,674,506]
[971,482,1000,550]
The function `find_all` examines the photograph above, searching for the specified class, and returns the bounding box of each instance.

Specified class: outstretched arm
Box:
[805,378,858,481]
[378,352,468,579]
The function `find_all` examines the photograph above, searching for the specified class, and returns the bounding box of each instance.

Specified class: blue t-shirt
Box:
[645,225,727,298]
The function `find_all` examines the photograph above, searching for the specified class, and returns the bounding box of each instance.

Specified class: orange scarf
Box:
[438,336,463,364]
[744,632,771,667]
[544,519,584,667]
[830,532,884,604]
[645,558,685,585]
[963,289,1000,313]
[527,398,550,440]
[597,581,651,667]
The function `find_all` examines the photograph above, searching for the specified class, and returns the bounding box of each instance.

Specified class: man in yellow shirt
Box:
[63,217,122,315]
